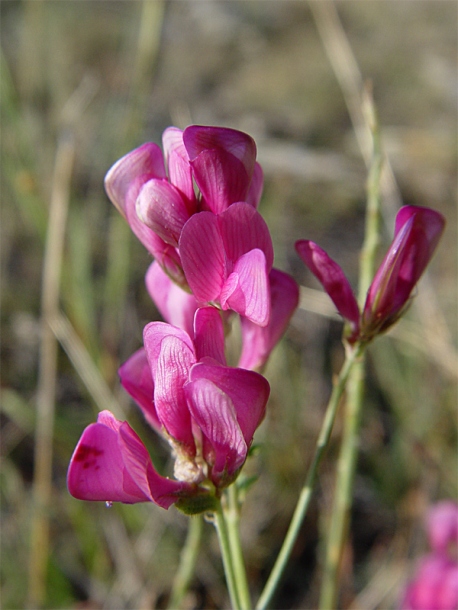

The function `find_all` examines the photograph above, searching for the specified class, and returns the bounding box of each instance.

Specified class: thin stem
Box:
[318,357,365,610]
[319,94,383,609]
[214,501,241,610]
[223,485,252,610]
[256,342,365,610]
[167,516,203,610]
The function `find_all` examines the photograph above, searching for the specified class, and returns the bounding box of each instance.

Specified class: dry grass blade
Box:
[28,133,75,608]
[49,311,125,418]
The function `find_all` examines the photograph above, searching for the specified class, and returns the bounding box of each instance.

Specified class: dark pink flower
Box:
[296,206,445,343]
[68,308,270,509]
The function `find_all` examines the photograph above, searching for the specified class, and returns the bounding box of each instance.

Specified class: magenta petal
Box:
[137,179,191,247]
[67,410,154,504]
[183,126,257,214]
[193,307,226,365]
[162,127,196,211]
[185,377,247,483]
[183,125,257,174]
[219,202,274,270]
[104,143,166,216]
[221,249,271,326]
[118,349,160,432]
[189,363,269,449]
[145,261,198,336]
[296,240,360,331]
[118,420,194,509]
[239,268,299,370]
[365,206,446,321]
[246,162,264,209]
[179,212,227,303]
[154,335,196,451]
[190,149,252,214]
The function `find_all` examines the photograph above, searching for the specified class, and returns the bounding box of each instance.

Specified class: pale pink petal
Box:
[221,249,271,326]
[239,268,299,370]
[246,162,264,209]
[121,177,186,285]
[104,143,166,216]
[136,179,192,247]
[143,321,195,381]
[162,127,196,211]
[296,240,360,332]
[154,335,196,452]
[67,410,154,504]
[179,212,227,303]
[193,307,226,365]
[145,261,198,336]
[118,349,160,432]
[189,363,269,448]
[427,501,458,554]
[219,202,274,270]
[185,377,247,484]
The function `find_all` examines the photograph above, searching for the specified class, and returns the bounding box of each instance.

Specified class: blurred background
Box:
[1,1,456,608]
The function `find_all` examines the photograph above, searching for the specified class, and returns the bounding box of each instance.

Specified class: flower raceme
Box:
[296,205,445,344]
[104,125,273,325]
[67,307,270,512]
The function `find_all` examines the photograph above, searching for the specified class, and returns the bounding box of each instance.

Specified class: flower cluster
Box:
[296,205,445,344]
[67,126,299,513]
[402,501,458,610]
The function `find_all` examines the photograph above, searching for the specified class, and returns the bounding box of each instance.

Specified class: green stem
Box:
[318,356,365,610]
[256,342,365,610]
[319,93,383,609]
[167,516,203,610]
[214,500,241,610]
[223,485,252,610]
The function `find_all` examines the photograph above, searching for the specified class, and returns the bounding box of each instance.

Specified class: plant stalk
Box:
[256,342,364,610]
[167,516,203,610]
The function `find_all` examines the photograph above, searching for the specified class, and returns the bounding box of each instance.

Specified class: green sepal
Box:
[175,494,219,515]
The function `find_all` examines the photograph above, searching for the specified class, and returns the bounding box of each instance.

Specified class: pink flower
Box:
[105,126,272,323]
[401,501,458,610]
[402,554,458,610]
[427,501,458,555]
[296,206,445,343]
[67,308,270,509]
